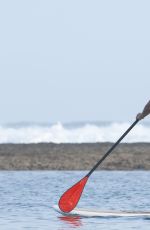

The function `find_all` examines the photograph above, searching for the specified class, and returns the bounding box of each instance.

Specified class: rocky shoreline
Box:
[0,143,150,170]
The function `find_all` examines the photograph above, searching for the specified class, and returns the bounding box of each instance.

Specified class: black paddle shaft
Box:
[86,119,139,177]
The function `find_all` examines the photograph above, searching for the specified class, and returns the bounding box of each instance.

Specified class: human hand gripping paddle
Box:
[58,100,150,213]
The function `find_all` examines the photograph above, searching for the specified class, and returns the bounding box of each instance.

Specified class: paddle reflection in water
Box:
[59,216,82,227]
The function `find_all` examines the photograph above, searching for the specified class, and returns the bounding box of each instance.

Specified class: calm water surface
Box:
[0,171,150,230]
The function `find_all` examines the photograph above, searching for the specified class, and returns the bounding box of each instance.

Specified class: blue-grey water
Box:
[0,171,150,230]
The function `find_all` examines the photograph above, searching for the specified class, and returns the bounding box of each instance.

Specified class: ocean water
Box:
[0,171,150,230]
[0,121,150,143]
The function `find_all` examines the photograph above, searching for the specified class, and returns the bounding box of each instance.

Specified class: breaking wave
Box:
[0,122,149,143]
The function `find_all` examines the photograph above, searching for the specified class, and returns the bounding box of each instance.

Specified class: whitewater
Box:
[0,122,149,144]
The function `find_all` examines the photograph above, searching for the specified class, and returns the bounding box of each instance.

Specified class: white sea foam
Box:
[0,122,149,143]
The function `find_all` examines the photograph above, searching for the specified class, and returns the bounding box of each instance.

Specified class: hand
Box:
[136,113,144,120]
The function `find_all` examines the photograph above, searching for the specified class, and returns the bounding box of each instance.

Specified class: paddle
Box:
[58,100,150,213]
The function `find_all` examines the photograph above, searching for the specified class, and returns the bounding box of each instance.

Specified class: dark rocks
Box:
[0,143,150,170]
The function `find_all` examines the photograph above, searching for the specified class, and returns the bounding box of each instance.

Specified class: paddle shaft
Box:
[86,119,139,177]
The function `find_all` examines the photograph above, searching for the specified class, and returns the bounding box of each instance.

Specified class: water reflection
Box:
[59,216,82,228]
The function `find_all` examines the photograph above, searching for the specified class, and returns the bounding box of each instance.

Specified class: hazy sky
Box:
[0,0,150,123]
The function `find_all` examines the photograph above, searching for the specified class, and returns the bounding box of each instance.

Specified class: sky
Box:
[0,0,150,124]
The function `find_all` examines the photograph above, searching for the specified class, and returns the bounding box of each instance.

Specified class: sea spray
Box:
[0,122,149,143]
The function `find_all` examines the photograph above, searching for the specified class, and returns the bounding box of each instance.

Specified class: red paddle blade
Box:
[58,176,88,213]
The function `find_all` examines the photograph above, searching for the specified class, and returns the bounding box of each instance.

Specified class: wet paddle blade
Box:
[58,176,88,213]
